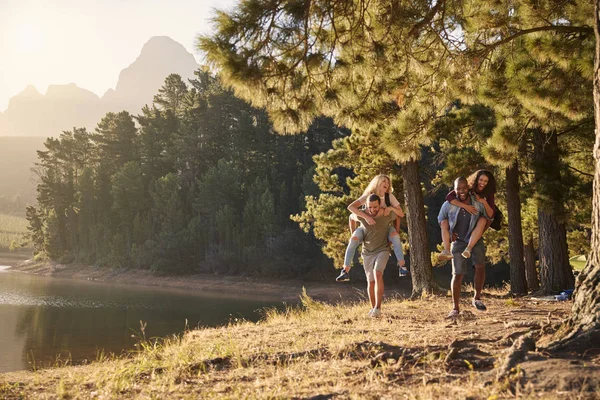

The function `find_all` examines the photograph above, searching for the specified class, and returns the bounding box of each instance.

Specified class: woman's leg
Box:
[438,220,453,261]
[441,219,451,251]
[387,226,404,264]
[463,216,487,258]
[343,226,364,271]
[348,214,358,235]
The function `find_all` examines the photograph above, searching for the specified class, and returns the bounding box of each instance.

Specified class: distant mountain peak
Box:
[16,85,43,98]
[1,37,200,137]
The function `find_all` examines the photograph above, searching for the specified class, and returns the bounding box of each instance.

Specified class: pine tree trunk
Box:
[524,236,539,292]
[533,129,575,293]
[505,162,527,295]
[550,0,600,348]
[537,210,573,292]
[402,159,435,297]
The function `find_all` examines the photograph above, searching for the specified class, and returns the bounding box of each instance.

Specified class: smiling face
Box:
[377,177,390,194]
[455,180,469,202]
[476,174,489,193]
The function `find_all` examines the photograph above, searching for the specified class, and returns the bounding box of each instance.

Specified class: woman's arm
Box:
[384,193,405,217]
[475,195,494,219]
[449,199,478,215]
[446,190,477,215]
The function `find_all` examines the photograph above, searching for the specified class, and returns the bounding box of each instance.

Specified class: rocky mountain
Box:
[0,36,200,137]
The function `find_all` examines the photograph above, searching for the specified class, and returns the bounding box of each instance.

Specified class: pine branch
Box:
[473,25,594,57]
[567,165,594,178]
[409,0,446,38]
[555,118,594,137]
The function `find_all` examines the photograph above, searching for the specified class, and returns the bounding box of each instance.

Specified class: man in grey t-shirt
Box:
[354,194,397,318]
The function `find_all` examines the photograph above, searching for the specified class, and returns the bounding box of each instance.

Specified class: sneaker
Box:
[336,269,350,282]
[461,248,471,259]
[472,299,487,311]
[367,308,374,317]
[445,309,459,319]
[438,249,453,261]
[370,308,382,318]
[399,266,409,277]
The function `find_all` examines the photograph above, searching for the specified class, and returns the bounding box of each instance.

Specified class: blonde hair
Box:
[362,174,393,197]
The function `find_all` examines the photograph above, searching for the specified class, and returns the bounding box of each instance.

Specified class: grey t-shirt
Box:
[356,212,397,256]
[454,207,471,243]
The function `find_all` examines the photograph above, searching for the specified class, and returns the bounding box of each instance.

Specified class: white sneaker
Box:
[370,308,382,318]
[367,308,374,317]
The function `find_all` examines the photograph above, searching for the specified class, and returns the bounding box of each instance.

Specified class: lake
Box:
[0,266,282,373]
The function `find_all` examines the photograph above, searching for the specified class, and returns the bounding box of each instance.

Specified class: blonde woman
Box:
[336,174,407,281]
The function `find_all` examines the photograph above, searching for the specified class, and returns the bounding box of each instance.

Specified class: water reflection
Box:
[0,271,282,373]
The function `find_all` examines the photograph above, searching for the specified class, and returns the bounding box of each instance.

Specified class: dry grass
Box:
[0,213,28,250]
[1,288,598,399]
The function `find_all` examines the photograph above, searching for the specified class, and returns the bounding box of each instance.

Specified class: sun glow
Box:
[13,22,45,55]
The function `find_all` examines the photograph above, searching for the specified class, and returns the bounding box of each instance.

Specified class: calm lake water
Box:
[0,267,283,373]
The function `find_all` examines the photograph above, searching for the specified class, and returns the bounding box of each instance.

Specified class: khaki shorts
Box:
[362,251,390,282]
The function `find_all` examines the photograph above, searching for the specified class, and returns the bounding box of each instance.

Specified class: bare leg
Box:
[374,270,384,309]
[474,264,486,300]
[451,273,464,312]
[348,214,358,235]
[368,280,376,309]
[441,219,451,251]
[466,216,487,251]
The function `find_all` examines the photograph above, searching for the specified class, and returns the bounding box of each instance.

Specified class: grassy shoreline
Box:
[1,288,598,399]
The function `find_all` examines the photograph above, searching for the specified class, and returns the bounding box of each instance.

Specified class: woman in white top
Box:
[337,174,408,280]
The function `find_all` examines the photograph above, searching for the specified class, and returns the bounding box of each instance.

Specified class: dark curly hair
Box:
[467,170,496,198]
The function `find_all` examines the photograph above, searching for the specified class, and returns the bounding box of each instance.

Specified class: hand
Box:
[462,204,478,215]
[396,208,405,218]
[451,232,458,242]
[364,216,376,225]
[475,194,487,204]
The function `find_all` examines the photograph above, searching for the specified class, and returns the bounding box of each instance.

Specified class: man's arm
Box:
[437,202,450,224]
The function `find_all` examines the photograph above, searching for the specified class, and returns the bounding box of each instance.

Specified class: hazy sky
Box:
[0,0,238,111]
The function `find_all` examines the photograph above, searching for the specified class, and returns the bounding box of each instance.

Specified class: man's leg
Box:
[370,252,390,317]
[448,242,469,318]
[368,280,376,309]
[362,253,377,314]
[474,264,485,300]
[375,270,384,309]
[451,273,464,312]
[470,240,487,311]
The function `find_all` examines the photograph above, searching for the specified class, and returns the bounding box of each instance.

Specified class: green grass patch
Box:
[570,255,587,271]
